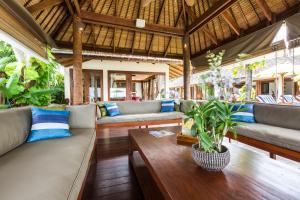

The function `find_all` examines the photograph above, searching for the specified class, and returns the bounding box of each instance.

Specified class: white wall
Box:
[65,59,169,101]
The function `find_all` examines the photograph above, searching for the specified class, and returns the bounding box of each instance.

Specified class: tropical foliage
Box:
[0,41,64,107]
[234,53,265,101]
[185,100,239,153]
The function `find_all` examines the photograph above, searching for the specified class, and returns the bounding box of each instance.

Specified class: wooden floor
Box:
[85,127,143,200]
[84,125,300,200]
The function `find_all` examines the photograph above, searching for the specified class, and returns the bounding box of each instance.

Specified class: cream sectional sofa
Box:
[235,103,300,155]
[96,100,197,128]
[0,104,97,200]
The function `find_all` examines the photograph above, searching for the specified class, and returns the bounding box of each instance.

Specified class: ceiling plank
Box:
[184,4,217,45]
[169,66,183,74]
[187,0,238,34]
[80,10,185,37]
[148,0,167,55]
[164,7,184,57]
[132,0,143,54]
[27,0,64,13]
[169,68,183,76]
[142,0,153,8]
[202,27,218,44]
[221,10,240,35]
[255,0,273,21]
[64,0,74,15]
[73,0,81,16]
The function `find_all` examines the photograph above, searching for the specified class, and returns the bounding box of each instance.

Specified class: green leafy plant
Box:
[0,42,64,107]
[185,100,239,153]
[234,53,265,101]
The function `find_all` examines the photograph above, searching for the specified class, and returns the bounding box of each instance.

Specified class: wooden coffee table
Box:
[129,126,300,200]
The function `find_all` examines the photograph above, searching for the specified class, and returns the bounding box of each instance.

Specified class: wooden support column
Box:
[84,71,90,103]
[73,16,83,105]
[182,33,191,100]
[126,73,132,100]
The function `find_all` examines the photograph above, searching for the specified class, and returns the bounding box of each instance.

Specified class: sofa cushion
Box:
[0,128,96,200]
[235,123,300,152]
[254,103,300,130]
[0,107,31,156]
[231,104,255,123]
[180,100,196,113]
[98,112,184,124]
[27,108,71,143]
[113,100,161,115]
[105,102,121,116]
[66,104,96,129]
[161,100,175,112]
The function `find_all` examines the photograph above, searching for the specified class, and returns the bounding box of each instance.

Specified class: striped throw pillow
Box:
[231,104,255,123]
[27,108,71,142]
[161,100,175,112]
[104,102,120,117]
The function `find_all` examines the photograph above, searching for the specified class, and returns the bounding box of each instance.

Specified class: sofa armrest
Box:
[66,104,96,129]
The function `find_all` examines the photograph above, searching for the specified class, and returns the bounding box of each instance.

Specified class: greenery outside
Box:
[0,41,64,108]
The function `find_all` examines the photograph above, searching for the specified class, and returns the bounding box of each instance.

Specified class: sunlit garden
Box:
[0,41,65,109]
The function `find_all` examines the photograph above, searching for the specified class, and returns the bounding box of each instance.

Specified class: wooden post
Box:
[182,33,191,100]
[73,16,83,105]
[126,73,132,100]
[84,71,90,103]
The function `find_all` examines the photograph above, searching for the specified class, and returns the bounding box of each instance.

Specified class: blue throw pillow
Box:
[231,104,255,123]
[104,102,120,116]
[161,100,175,112]
[27,108,71,142]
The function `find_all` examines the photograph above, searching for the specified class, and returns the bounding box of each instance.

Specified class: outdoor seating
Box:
[256,95,277,104]
[231,103,300,161]
[0,104,97,200]
[96,100,195,128]
[2,0,300,199]
[282,95,300,103]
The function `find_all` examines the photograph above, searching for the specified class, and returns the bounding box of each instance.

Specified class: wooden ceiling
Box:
[18,0,300,78]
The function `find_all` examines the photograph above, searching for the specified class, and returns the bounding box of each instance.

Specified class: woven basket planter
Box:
[192,144,230,171]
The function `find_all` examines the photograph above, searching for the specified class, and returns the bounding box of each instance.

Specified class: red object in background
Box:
[132,96,140,101]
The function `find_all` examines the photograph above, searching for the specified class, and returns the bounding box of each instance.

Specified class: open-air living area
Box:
[2,0,300,200]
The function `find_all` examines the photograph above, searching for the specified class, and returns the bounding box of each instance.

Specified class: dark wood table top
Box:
[129,126,300,200]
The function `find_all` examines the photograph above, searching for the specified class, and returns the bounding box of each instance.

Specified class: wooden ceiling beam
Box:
[64,0,74,15]
[191,3,300,58]
[131,0,143,54]
[27,0,64,13]
[164,8,184,57]
[80,10,184,37]
[187,0,238,34]
[255,0,273,22]
[73,0,81,16]
[221,10,240,36]
[55,41,183,59]
[148,0,167,55]
[184,4,218,45]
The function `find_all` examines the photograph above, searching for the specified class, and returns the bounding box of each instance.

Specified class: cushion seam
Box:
[67,129,96,200]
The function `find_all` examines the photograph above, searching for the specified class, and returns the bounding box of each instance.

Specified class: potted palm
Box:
[185,99,239,171]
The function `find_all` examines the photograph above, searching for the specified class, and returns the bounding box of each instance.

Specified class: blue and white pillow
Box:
[161,100,175,112]
[27,108,71,142]
[104,102,120,117]
[231,104,256,123]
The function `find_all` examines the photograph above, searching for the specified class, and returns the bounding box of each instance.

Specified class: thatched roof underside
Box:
[18,0,300,79]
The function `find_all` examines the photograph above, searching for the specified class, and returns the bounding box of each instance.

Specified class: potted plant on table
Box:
[185,99,239,171]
